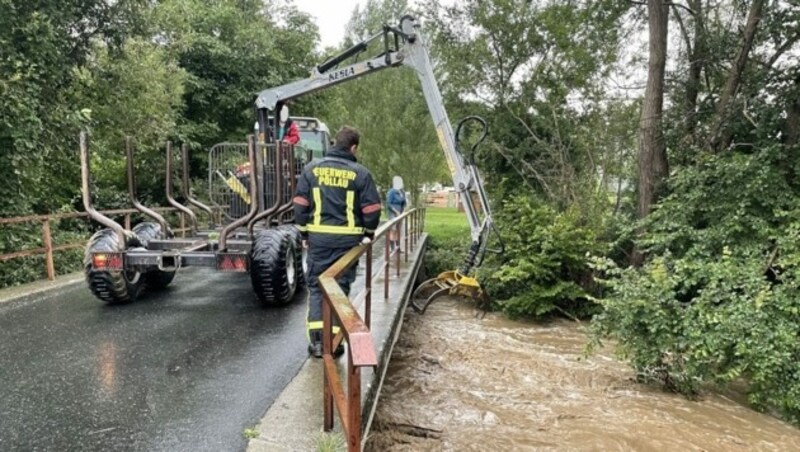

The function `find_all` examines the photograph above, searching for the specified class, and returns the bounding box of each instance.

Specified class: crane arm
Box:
[255,47,403,110]
[256,15,500,274]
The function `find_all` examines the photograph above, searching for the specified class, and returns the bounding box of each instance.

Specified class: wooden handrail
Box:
[318,208,425,451]
[0,207,201,282]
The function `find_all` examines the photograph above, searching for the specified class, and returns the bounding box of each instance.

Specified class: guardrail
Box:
[318,207,426,451]
[0,208,198,282]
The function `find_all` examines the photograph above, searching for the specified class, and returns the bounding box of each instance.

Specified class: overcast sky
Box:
[293,0,368,49]
[291,0,449,49]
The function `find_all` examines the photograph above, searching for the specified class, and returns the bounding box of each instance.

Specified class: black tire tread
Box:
[83,229,142,305]
[250,228,297,307]
[276,224,305,288]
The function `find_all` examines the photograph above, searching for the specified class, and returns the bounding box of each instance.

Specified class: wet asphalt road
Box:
[0,269,310,451]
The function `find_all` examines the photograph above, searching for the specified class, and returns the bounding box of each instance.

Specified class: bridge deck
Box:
[248,233,428,451]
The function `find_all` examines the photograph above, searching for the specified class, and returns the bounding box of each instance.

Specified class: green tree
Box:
[0,0,145,215]
[322,0,447,202]
[152,0,319,147]
[76,38,188,206]
[593,0,800,424]
[424,0,629,211]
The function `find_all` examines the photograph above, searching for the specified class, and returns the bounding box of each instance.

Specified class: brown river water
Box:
[366,298,800,451]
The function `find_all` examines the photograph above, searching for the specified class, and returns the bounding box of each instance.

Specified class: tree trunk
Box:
[683,0,704,142]
[784,74,800,188]
[787,74,800,147]
[634,0,670,266]
[707,0,765,152]
[637,0,670,221]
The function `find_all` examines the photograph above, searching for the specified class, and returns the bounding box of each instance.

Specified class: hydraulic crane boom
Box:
[255,15,500,280]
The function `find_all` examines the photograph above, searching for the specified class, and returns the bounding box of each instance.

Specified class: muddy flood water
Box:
[366,298,800,451]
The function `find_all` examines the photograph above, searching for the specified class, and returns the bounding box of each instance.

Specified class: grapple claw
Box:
[410,270,486,314]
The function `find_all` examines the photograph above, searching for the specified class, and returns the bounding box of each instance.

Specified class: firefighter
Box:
[293,126,381,358]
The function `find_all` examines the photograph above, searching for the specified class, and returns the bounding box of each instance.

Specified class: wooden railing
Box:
[0,207,196,282]
[318,208,426,451]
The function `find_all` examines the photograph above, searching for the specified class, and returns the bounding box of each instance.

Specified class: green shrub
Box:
[480,195,606,319]
[0,215,92,288]
[424,235,468,277]
[590,147,800,424]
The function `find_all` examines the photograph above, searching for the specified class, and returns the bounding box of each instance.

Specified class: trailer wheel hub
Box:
[286,248,295,286]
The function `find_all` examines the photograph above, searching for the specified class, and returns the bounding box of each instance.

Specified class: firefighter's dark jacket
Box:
[293,146,382,249]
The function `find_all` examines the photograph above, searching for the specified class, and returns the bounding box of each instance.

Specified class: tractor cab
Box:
[293,117,331,161]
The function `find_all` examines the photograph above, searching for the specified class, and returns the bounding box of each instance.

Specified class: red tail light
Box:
[216,253,248,272]
[92,253,124,271]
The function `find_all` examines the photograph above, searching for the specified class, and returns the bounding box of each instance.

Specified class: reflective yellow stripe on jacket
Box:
[346,190,355,229]
[312,187,322,226]
[307,187,363,234]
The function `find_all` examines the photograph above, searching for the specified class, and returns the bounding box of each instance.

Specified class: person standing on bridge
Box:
[293,126,381,358]
[386,175,407,253]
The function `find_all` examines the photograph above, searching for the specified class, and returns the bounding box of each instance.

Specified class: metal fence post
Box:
[347,355,361,452]
[413,210,418,242]
[395,223,400,278]
[404,215,409,262]
[42,219,55,281]
[323,300,334,431]
[366,244,372,328]
[384,234,390,299]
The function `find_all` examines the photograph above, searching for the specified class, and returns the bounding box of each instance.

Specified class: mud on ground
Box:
[366,297,800,451]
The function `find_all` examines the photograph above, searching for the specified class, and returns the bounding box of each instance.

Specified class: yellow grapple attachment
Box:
[410,270,487,314]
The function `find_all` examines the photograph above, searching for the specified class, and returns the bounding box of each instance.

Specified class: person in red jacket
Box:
[276,105,300,145]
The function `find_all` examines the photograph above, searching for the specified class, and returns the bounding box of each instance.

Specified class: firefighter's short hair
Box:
[334,126,360,149]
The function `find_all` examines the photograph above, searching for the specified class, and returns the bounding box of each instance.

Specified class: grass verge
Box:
[422,207,471,276]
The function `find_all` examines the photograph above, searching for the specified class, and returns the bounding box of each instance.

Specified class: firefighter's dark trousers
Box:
[306,245,357,342]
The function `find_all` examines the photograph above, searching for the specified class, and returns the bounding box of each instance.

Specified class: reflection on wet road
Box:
[368,298,800,451]
[0,269,308,451]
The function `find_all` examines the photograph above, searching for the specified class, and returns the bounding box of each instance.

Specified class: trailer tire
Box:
[132,221,176,290]
[84,229,143,305]
[276,224,305,288]
[249,229,298,306]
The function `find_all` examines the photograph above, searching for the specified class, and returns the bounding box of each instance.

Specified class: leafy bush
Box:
[0,217,90,288]
[424,235,468,277]
[480,195,606,319]
[590,147,800,424]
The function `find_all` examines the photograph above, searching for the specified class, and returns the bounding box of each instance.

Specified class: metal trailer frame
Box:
[80,132,307,276]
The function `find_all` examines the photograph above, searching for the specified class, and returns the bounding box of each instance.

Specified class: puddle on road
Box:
[366,298,800,451]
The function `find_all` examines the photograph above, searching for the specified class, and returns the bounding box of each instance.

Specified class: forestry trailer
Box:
[81,15,500,308]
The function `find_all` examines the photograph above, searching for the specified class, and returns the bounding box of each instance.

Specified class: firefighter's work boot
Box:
[333,343,345,358]
[308,330,323,359]
[308,342,323,358]
[307,329,346,358]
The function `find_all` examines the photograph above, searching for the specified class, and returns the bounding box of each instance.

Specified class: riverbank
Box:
[366,297,800,451]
